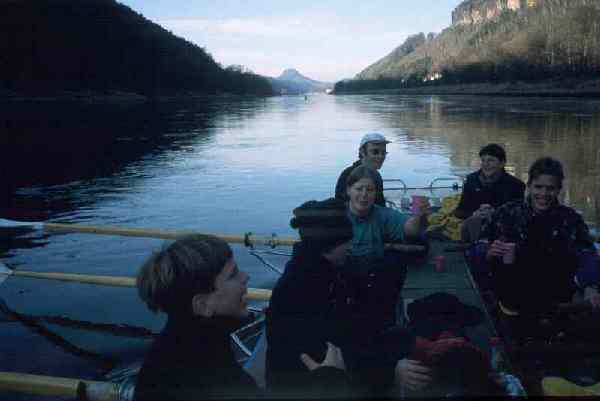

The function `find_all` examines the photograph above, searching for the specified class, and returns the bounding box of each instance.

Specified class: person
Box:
[344,165,430,329]
[266,198,426,399]
[133,234,347,401]
[335,132,390,206]
[480,157,600,342]
[454,143,525,243]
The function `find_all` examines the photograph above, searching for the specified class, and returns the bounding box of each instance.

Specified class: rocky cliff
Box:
[451,0,598,25]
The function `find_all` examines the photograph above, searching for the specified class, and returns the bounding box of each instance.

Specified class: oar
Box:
[0,263,272,301]
[0,218,441,249]
[0,371,119,401]
[0,218,299,247]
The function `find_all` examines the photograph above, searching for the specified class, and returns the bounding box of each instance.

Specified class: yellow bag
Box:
[542,376,600,396]
[426,194,463,241]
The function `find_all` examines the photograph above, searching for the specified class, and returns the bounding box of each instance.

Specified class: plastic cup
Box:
[502,243,516,264]
[434,255,446,272]
[411,195,429,214]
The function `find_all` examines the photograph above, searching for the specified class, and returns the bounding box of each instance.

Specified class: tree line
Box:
[0,0,273,96]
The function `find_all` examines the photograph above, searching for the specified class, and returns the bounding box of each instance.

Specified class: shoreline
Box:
[334,79,600,98]
[0,90,272,104]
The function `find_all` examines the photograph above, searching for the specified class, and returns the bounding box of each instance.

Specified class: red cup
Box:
[434,255,446,272]
[502,243,516,264]
[411,195,429,214]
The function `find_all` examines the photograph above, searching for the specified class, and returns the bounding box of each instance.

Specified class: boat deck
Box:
[403,240,498,362]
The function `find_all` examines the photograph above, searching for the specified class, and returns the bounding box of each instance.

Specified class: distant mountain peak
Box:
[278,68,309,81]
[269,68,332,94]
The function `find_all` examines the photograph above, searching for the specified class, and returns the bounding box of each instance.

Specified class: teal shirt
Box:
[347,204,408,258]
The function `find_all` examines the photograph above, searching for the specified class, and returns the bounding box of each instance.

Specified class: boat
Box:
[1,179,599,399]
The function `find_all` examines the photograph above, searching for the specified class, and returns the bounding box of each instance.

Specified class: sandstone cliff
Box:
[344,0,600,87]
[452,0,536,25]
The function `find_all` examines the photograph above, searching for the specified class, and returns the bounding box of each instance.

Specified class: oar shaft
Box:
[8,270,272,301]
[43,223,299,246]
[13,270,135,287]
[0,371,116,399]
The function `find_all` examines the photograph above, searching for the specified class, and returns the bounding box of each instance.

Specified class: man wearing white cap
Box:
[335,132,390,206]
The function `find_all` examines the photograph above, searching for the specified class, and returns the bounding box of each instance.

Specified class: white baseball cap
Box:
[359,132,391,148]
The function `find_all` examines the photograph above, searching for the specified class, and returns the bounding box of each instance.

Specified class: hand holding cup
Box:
[487,240,516,263]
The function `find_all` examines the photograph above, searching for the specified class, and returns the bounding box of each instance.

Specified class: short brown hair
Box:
[346,165,382,189]
[136,234,232,314]
[527,157,564,188]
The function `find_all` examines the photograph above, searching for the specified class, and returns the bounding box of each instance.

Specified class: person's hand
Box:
[300,342,345,372]
[486,240,507,259]
[584,286,600,309]
[394,358,431,392]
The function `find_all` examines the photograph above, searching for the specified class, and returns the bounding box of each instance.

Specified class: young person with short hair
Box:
[455,143,526,243]
[134,234,346,401]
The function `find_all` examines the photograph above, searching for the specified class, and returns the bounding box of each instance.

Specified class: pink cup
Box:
[411,195,429,214]
[502,243,516,264]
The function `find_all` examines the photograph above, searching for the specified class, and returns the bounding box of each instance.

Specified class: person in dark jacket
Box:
[335,132,390,207]
[480,157,600,342]
[133,234,347,401]
[454,143,525,243]
[266,198,426,399]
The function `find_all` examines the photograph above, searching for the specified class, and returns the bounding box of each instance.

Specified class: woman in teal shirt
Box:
[343,165,432,391]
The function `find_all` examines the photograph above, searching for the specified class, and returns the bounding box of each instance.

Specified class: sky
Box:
[118,1,463,82]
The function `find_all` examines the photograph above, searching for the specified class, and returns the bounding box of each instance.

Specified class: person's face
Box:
[528,174,560,213]
[211,257,250,318]
[480,154,505,178]
[347,177,376,216]
[361,142,387,170]
[322,240,352,267]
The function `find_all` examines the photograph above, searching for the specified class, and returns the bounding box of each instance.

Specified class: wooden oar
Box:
[0,371,118,401]
[0,218,439,250]
[0,218,298,247]
[0,263,272,301]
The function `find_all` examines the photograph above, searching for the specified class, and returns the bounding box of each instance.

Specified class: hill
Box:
[0,0,273,97]
[337,0,600,92]
[268,69,333,94]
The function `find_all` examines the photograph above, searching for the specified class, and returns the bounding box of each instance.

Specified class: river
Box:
[1,93,599,398]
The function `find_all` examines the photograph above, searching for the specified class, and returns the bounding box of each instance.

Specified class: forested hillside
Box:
[337,0,600,92]
[0,0,273,96]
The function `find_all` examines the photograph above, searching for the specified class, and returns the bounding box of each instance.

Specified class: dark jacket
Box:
[266,242,411,398]
[482,199,600,313]
[454,170,525,219]
[335,160,386,207]
[134,314,261,401]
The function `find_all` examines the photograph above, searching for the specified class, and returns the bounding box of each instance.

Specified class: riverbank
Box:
[335,79,600,97]
[0,90,273,104]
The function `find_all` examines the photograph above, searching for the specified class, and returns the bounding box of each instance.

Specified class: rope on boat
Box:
[0,308,156,338]
[249,250,284,275]
[0,298,116,370]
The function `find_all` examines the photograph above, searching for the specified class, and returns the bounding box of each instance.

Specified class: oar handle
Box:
[9,270,272,301]
[43,223,299,247]
[0,371,118,401]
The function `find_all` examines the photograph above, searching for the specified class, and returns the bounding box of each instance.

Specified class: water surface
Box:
[1,94,599,395]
